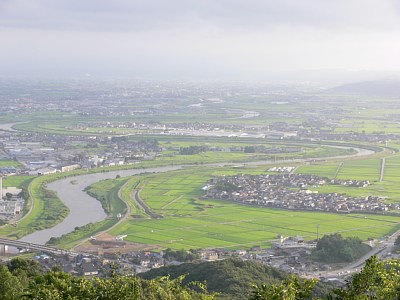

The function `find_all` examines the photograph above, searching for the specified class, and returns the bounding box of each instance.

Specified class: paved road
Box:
[20,165,184,244]
[0,238,77,256]
[18,144,377,245]
[380,157,386,182]
[308,227,400,279]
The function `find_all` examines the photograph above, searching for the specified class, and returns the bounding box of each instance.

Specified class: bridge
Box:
[0,238,78,256]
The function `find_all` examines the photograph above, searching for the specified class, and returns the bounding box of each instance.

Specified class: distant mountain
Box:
[331,79,400,97]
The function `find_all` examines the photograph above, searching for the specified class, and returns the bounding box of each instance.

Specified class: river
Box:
[19,145,375,245]
[20,166,183,244]
[0,122,21,132]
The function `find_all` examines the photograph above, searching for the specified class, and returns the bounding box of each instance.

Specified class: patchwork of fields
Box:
[109,165,400,250]
[297,155,400,202]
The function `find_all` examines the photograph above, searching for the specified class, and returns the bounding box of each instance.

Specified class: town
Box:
[203,173,394,213]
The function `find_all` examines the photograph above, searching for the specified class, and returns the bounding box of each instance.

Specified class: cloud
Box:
[1,0,399,33]
[1,0,400,79]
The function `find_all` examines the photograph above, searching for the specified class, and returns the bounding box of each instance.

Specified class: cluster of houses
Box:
[0,133,161,175]
[33,253,105,277]
[27,245,277,277]
[68,121,245,134]
[29,238,324,279]
[203,173,395,213]
[0,167,17,176]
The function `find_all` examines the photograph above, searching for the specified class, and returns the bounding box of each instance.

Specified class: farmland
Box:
[105,165,400,250]
[3,79,400,253]
[0,159,20,167]
[297,154,400,202]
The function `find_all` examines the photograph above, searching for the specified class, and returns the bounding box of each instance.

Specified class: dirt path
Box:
[161,195,183,210]
[71,179,132,251]
[334,162,344,178]
[380,157,386,182]
[133,189,163,219]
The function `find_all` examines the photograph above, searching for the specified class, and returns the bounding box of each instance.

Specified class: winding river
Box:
[18,145,375,245]
[20,166,183,244]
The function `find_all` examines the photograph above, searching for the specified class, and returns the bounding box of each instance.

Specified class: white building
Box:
[0,176,24,217]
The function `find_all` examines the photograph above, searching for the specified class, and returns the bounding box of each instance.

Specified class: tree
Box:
[163,249,199,262]
[394,235,400,247]
[249,274,317,300]
[22,269,216,300]
[311,233,370,263]
[0,265,23,300]
[8,258,43,278]
[332,256,400,299]
[244,146,256,153]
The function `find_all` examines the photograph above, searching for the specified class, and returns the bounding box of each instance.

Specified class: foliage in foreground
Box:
[0,258,216,300]
[141,258,286,299]
[251,256,400,299]
[25,272,215,300]
[2,256,400,299]
[250,275,318,300]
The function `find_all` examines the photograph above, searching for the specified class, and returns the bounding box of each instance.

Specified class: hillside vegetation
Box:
[0,256,399,299]
[141,258,335,299]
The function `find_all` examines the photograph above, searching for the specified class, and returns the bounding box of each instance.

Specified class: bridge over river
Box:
[15,142,376,246]
[0,237,78,256]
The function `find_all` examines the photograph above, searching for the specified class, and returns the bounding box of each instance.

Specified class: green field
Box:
[47,177,130,248]
[107,166,400,250]
[0,160,21,167]
[0,174,69,239]
[4,84,400,253]
[298,155,400,203]
[2,175,35,188]
[336,158,381,181]
[0,142,390,249]
[296,162,342,178]
[298,157,382,182]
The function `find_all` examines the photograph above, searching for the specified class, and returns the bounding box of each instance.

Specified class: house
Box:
[199,250,219,261]
[235,250,247,256]
[0,201,22,215]
[80,262,99,276]
[61,164,81,172]
[36,167,57,175]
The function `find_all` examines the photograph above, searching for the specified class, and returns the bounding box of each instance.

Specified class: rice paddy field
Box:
[0,159,21,167]
[108,165,400,250]
[335,158,381,181]
[297,154,400,202]
[298,157,382,182]
[2,175,34,188]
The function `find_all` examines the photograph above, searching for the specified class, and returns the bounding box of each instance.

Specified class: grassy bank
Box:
[47,177,129,248]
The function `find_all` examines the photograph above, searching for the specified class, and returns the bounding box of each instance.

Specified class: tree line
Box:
[0,255,399,299]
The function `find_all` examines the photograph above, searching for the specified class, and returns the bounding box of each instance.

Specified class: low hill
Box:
[140,258,335,299]
[331,79,400,97]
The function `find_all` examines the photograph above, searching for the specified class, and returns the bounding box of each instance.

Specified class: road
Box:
[18,143,378,245]
[133,189,163,219]
[308,227,400,279]
[0,238,77,256]
[71,179,134,251]
[20,165,184,244]
[380,157,386,182]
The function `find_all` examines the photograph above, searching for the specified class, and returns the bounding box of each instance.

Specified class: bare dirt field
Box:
[74,233,158,254]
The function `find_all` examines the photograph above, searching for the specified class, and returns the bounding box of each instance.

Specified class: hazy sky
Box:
[1,0,400,79]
